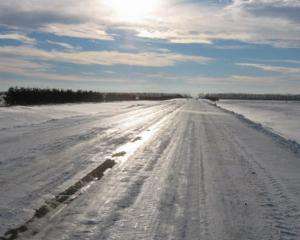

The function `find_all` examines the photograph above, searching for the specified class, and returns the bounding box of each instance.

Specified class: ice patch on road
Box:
[112,107,182,167]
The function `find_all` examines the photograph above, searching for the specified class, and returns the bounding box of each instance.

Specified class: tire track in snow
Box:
[152,114,191,240]
[104,110,185,240]
[152,110,211,240]
[202,113,263,239]
[179,119,211,240]
[208,105,300,240]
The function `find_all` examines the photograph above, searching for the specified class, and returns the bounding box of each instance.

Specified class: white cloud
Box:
[41,23,113,41]
[231,75,278,83]
[176,74,300,94]
[183,75,275,86]
[0,33,36,44]
[0,57,133,83]
[237,63,300,74]
[242,59,300,65]
[0,58,49,74]
[0,46,212,67]
[131,1,300,47]
[46,40,75,50]
[232,0,300,22]
[1,55,299,93]
[1,0,300,47]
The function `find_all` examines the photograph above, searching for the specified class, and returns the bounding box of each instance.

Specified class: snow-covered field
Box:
[217,100,300,144]
[0,99,299,240]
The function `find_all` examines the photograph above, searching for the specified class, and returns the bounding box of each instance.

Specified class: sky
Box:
[0,0,300,94]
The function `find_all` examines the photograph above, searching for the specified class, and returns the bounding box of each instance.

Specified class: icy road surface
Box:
[1,100,300,240]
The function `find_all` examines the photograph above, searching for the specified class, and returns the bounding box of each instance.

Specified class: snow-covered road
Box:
[1,100,300,240]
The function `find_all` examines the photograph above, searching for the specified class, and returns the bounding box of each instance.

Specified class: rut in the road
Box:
[0,159,116,240]
[152,115,211,240]
[179,120,211,240]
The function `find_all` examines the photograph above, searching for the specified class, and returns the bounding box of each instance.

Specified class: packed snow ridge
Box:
[215,100,300,154]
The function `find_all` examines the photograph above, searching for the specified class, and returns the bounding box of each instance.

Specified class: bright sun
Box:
[104,0,161,22]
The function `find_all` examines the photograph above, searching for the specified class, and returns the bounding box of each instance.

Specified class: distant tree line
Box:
[200,93,300,101]
[0,92,5,106]
[4,87,188,106]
